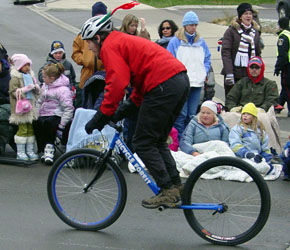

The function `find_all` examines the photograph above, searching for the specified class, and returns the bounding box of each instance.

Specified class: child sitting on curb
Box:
[229,103,273,167]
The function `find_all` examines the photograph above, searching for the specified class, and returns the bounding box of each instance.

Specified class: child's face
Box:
[52,51,64,61]
[42,71,55,85]
[200,107,215,126]
[20,63,31,73]
[128,22,138,35]
[242,113,254,125]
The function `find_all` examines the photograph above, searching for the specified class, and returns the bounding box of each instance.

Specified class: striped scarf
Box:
[234,26,256,67]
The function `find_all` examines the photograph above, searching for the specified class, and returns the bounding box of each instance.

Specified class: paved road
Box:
[0,1,290,249]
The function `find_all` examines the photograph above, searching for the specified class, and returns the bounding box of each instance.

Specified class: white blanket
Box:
[171,140,282,182]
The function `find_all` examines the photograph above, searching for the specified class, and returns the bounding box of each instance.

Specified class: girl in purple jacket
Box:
[33,63,74,165]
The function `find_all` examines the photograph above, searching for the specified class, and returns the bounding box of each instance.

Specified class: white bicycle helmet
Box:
[81,14,113,40]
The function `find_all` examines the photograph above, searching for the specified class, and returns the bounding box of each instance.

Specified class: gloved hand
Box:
[56,124,65,139]
[34,84,40,94]
[111,98,138,123]
[274,70,280,76]
[85,109,111,134]
[225,74,235,86]
[21,84,35,93]
[245,152,263,163]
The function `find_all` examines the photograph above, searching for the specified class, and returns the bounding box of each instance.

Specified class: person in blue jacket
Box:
[229,102,273,163]
[180,100,229,156]
[167,11,211,139]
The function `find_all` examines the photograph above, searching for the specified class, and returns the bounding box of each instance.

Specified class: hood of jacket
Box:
[246,56,265,84]
[10,66,36,80]
[230,17,261,32]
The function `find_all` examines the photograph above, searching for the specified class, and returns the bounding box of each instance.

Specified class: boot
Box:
[142,187,181,209]
[44,144,55,165]
[15,135,29,161]
[26,136,39,161]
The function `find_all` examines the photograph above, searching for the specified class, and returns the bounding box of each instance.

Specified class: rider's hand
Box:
[111,98,139,123]
[56,124,65,139]
[85,109,111,134]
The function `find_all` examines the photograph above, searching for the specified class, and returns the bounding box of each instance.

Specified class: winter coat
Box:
[99,31,186,116]
[0,59,11,104]
[167,28,211,87]
[221,18,261,79]
[72,34,105,89]
[225,76,279,112]
[229,124,271,158]
[8,67,40,125]
[38,74,74,126]
[180,115,230,155]
[38,53,76,87]
[275,29,290,84]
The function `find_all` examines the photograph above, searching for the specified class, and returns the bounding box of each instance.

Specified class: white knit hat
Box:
[201,100,217,114]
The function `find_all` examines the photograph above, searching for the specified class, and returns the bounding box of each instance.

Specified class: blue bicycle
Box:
[47,122,271,246]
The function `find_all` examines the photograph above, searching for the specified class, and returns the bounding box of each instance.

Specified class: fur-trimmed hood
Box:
[10,66,36,81]
[230,17,261,32]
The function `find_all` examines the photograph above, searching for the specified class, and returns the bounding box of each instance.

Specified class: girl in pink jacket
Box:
[33,63,74,165]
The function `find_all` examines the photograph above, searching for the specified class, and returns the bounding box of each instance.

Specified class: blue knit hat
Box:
[182,11,199,26]
[92,2,107,16]
[50,41,65,55]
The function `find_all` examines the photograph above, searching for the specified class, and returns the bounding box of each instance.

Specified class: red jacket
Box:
[100,31,186,116]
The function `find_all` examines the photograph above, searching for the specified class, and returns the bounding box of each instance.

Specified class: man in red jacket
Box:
[82,14,189,209]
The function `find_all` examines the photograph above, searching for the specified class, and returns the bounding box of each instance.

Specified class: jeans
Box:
[174,86,202,140]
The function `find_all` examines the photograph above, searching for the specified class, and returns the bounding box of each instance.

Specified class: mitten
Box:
[111,98,138,123]
[253,154,263,163]
[56,124,65,139]
[274,70,280,76]
[85,109,111,134]
[225,74,235,86]
[245,152,255,160]
[21,84,35,93]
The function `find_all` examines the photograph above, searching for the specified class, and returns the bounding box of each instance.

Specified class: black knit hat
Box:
[91,2,107,17]
[237,3,253,18]
[278,16,289,29]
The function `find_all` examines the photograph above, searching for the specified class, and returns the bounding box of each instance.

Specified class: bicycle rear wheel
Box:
[183,156,271,246]
[47,148,127,230]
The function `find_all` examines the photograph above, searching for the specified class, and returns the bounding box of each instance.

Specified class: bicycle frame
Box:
[107,122,224,212]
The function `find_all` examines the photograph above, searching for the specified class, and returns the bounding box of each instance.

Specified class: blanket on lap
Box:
[171,140,282,182]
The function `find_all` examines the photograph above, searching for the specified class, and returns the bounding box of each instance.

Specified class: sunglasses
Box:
[162,26,171,31]
[250,65,261,70]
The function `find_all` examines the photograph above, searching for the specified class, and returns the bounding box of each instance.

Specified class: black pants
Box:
[279,72,290,112]
[33,116,60,153]
[132,72,190,188]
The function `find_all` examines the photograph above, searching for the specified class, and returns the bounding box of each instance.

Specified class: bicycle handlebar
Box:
[108,121,123,132]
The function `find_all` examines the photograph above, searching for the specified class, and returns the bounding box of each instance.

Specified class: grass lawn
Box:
[138,0,276,8]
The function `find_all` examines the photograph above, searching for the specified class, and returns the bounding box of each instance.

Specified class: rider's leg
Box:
[133,72,189,208]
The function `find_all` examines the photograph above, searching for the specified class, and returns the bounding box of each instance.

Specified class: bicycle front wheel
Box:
[183,156,271,246]
[47,148,127,230]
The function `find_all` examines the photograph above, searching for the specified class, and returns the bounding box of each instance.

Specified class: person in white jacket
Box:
[167,11,211,139]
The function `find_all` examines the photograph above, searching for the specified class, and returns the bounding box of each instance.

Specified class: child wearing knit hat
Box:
[229,103,274,169]
[38,40,76,89]
[9,53,40,161]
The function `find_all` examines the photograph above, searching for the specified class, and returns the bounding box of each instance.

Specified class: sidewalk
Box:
[31,0,289,141]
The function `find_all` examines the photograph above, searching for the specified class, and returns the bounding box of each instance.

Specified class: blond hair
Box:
[120,14,139,35]
[42,62,64,79]
[240,115,266,141]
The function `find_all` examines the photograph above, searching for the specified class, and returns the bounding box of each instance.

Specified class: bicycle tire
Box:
[183,156,271,246]
[47,148,127,230]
